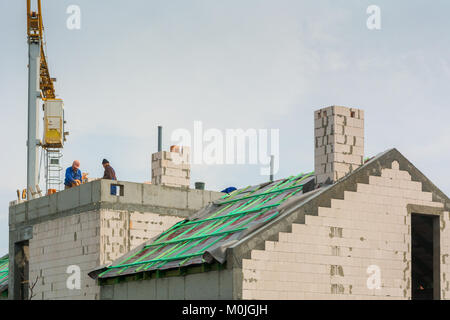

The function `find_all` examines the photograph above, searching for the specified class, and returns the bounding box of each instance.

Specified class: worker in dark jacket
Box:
[102,159,117,195]
[64,160,83,189]
[102,159,117,180]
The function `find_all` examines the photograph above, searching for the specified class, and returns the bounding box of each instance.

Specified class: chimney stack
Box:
[314,106,364,184]
[151,145,191,189]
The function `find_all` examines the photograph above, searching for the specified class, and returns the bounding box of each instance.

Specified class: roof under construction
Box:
[92,172,316,280]
[0,254,8,295]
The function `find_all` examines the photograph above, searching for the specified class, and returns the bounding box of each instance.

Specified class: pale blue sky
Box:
[1,0,450,254]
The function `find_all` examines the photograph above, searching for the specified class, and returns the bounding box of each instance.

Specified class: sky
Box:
[1,0,449,254]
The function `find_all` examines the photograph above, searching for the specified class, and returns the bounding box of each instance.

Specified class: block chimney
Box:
[314,106,364,184]
[151,146,191,189]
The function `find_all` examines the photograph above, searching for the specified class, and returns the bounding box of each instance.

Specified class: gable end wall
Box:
[241,161,449,299]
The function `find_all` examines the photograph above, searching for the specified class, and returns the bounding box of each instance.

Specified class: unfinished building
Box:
[90,106,450,300]
[6,106,450,300]
[7,147,221,300]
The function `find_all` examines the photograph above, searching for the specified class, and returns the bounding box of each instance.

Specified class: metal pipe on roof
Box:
[158,126,162,152]
[270,155,274,182]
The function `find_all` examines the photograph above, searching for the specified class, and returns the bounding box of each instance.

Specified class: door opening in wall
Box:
[14,241,29,300]
[411,214,440,300]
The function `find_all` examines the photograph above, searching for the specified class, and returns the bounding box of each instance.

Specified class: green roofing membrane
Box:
[97,172,315,279]
[0,254,8,294]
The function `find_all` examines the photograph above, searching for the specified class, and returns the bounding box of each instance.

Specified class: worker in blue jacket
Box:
[64,160,83,189]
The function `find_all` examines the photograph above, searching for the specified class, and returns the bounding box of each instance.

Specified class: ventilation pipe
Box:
[158,126,162,152]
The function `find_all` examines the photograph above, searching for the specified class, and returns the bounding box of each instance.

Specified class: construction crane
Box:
[26,0,67,199]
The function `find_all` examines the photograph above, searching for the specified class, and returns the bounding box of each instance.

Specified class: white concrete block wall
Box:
[99,210,128,265]
[129,211,184,249]
[99,209,185,264]
[441,210,450,300]
[29,211,101,300]
[29,209,186,300]
[242,161,449,300]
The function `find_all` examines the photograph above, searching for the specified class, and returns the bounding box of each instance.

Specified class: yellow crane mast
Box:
[27,0,56,100]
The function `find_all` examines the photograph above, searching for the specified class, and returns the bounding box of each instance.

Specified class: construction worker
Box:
[64,160,83,189]
[102,159,117,195]
[102,159,117,180]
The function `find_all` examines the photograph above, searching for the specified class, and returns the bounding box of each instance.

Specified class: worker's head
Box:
[102,159,109,168]
[72,160,80,171]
